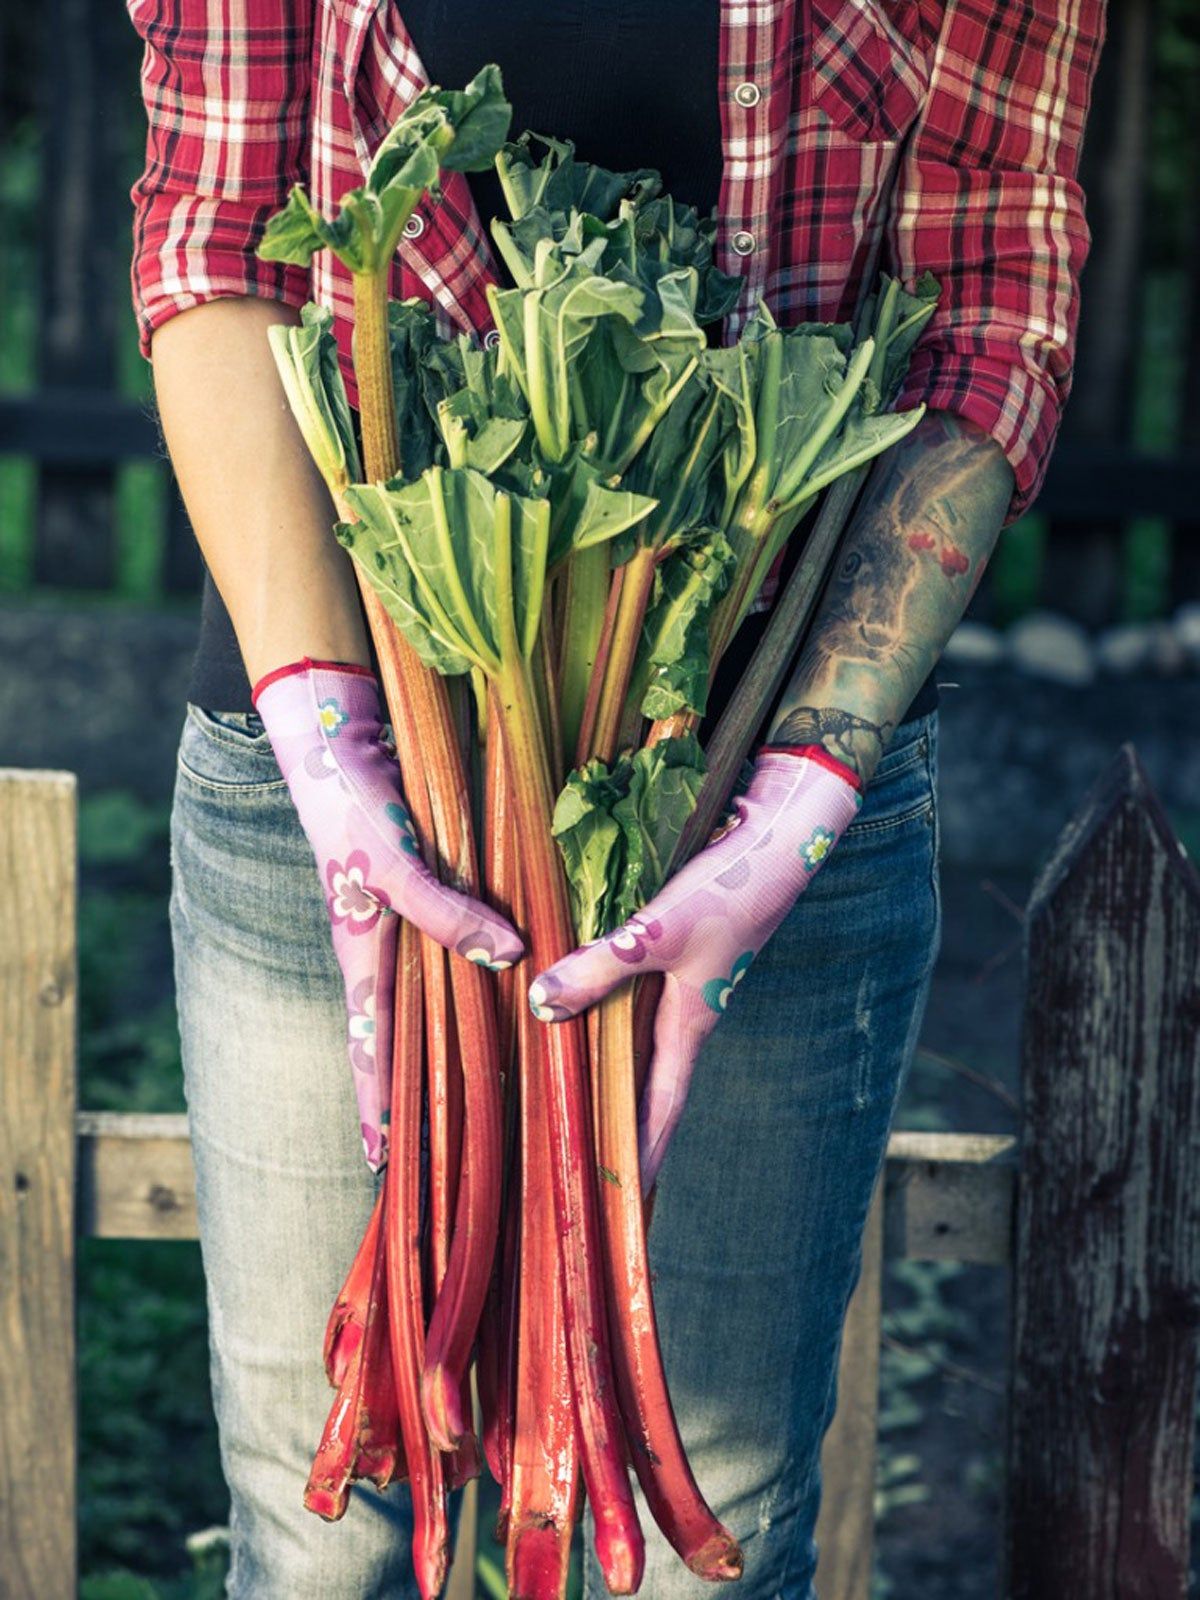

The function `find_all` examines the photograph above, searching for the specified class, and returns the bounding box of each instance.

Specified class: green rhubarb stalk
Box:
[588,544,659,764]
[558,542,613,765]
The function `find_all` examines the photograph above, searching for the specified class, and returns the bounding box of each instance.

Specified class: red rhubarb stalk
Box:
[386,917,451,1598]
[423,938,461,1299]
[491,627,644,1593]
[507,992,578,1599]
[346,268,504,1467]
[323,1186,385,1389]
[478,728,522,1519]
[305,1188,403,1519]
[422,941,503,1451]
[593,988,743,1579]
[588,544,660,766]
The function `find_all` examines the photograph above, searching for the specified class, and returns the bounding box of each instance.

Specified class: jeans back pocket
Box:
[177,705,287,794]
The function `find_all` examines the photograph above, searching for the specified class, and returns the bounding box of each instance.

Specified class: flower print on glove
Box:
[254,658,523,1169]
[529,748,862,1190]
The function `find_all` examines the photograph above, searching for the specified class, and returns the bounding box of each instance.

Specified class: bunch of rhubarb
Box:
[259,65,936,1599]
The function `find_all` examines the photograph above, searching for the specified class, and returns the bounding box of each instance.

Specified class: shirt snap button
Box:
[734,81,761,108]
[403,213,426,240]
[731,229,756,256]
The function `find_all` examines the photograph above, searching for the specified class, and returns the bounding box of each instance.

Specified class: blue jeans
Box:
[170,703,941,1599]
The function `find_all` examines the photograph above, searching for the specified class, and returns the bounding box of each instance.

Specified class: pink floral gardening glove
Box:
[253,658,523,1170]
[529,748,863,1189]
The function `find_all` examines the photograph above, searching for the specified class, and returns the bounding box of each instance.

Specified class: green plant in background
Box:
[81,1528,230,1600]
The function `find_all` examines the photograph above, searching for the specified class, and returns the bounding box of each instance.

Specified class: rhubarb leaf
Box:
[617,369,729,559]
[545,454,657,567]
[863,270,940,406]
[343,467,552,672]
[267,304,361,494]
[552,760,629,945]
[638,530,736,720]
[488,250,645,463]
[553,735,706,940]
[387,298,444,477]
[260,65,511,273]
[802,403,926,500]
[336,516,473,677]
[612,736,706,925]
[495,133,660,226]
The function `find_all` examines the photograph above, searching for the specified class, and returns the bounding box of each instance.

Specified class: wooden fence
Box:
[2,0,1200,619]
[2,744,1198,1599]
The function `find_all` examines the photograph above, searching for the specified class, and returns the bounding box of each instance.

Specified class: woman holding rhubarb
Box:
[128,1,1104,1595]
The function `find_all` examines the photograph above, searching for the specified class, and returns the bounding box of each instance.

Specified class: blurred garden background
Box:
[3,1,1200,1596]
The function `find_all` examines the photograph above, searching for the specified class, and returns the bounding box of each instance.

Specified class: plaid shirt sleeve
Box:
[126,0,312,358]
[887,0,1107,523]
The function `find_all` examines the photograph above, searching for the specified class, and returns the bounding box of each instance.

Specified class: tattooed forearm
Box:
[767,410,1014,785]
[771,704,894,773]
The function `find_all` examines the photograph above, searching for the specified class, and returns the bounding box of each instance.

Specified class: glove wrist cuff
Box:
[757,743,863,794]
[251,656,377,708]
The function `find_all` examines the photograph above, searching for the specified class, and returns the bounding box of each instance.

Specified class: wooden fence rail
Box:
[2,747,1198,1599]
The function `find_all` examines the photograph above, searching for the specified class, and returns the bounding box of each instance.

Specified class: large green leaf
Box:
[612,736,707,926]
[862,270,940,406]
[336,514,473,677]
[552,735,706,940]
[488,248,645,462]
[801,404,926,499]
[342,467,551,673]
[630,197,741,324]
[387,298,444,477]
[543,452,656,566]
[618,370,729,558]
[267,304,361,493]
[494,133,660,226]
[259,66,511,273]
[552,760,629,944]
[637,530,736,720]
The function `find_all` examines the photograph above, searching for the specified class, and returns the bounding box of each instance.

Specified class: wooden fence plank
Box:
[1006,744,1200,1600]
[883,1131,1016,1265]
[0,769,78,1600]
[77,1111,197,1241]
[73,1119,1018,1261]
[814,1182,884,1600]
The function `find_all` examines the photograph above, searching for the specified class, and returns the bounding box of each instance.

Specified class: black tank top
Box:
[188,1,935,728]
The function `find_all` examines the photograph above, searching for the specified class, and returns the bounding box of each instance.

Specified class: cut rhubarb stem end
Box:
[421,1363,466,1454]
[304,1483,350,1522]
[508,1516,574,1600]
[593,1523,646,1597]
[685,1531,745,1582]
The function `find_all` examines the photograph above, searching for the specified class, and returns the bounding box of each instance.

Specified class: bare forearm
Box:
[150,297,369,684]
[767,411,1014,783]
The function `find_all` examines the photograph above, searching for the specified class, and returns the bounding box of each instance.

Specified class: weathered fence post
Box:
[814,1181,884,1600]
[0,770,78,1600]
[1006,744,1200,1599]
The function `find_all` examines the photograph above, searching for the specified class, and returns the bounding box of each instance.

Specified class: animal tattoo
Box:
[768,411,1014,784]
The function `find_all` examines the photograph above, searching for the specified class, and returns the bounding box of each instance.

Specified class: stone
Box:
[1146,621,1187,676]
[1007,611,1096,687]
[1096,623,1153,676]
[943,620,1006,666]
[1173,602,1200,669]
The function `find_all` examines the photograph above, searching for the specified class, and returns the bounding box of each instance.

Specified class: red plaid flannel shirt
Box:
[128,0,1106,524]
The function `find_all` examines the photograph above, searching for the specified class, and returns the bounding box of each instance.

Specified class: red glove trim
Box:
[251,657,377,707]
[759,744,864,793]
